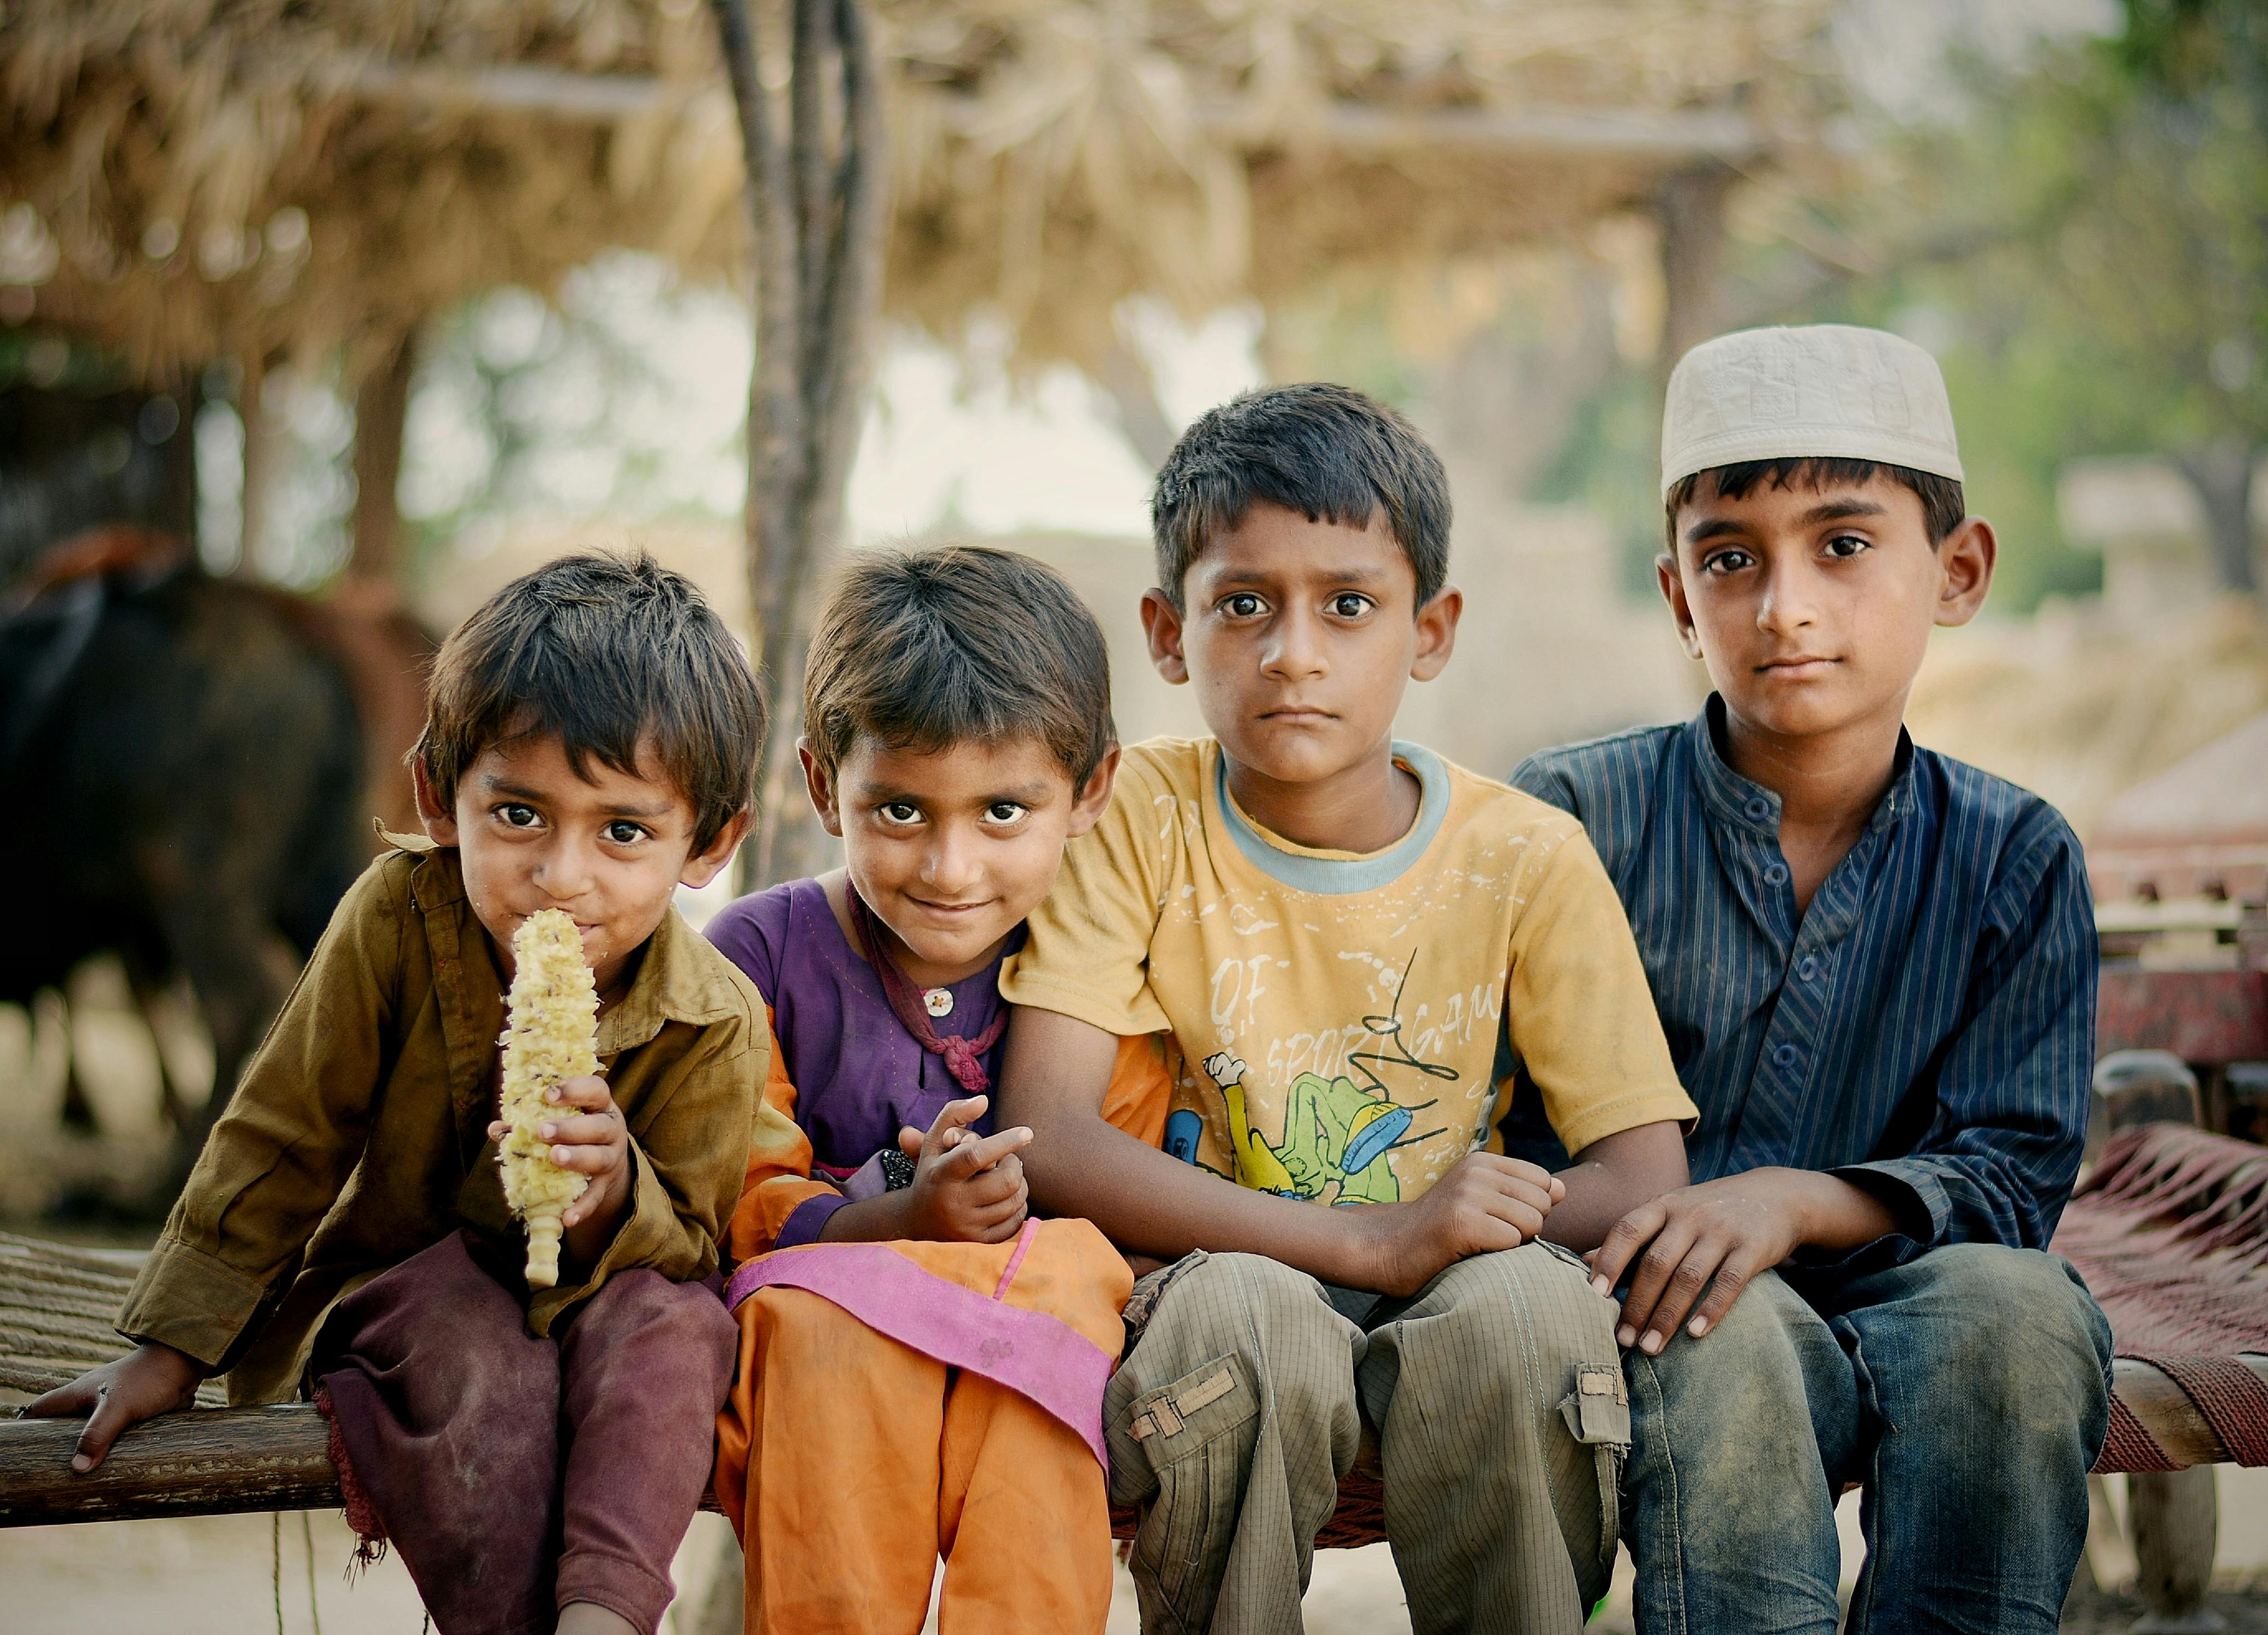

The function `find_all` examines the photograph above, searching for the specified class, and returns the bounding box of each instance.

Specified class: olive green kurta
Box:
[117,839,767,1404]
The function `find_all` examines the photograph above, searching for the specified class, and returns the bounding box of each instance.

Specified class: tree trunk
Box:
[349,330,417,589]
[235,349,282,578]
[1091,337,1180,472]
[711,0,888,891]
[2173,437,2260,596]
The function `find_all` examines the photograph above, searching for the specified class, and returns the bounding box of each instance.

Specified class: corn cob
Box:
[498,908,598,1288]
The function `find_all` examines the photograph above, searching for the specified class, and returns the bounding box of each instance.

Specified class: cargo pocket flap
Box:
[1559,1361,1631,1447]
[1557,1361,1629,1582]
[1122,1352,1257,1460]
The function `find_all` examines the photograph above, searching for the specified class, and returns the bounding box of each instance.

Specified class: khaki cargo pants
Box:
[1106,1245,1626,1635]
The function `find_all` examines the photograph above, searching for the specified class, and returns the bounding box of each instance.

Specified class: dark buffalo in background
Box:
[2,348,431,1208]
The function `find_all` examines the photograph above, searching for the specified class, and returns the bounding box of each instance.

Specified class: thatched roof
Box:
[0,0,1838,383]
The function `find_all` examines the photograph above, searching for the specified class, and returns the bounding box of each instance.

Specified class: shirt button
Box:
[1763,861,1789,886]
[1743,796,1772,822]
[1773,1043,1802,1070]
[1797,955,1821,981]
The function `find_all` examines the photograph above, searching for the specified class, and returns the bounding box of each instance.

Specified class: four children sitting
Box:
[29,324,2112,1635]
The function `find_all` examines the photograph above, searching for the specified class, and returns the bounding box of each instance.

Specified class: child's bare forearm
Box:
[819,1190,916,1242]
[562,1183,633,1265]
[1000,1007,1376,1284]
[1027,1105,1378,1279]
[1787,1170,1901,1251]
[1541,1121,1689,1252]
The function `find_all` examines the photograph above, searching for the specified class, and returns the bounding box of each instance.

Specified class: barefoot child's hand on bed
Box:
[22,1340,205,1472]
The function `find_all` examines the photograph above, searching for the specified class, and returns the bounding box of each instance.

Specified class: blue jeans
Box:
[1623,1243,2113,1635]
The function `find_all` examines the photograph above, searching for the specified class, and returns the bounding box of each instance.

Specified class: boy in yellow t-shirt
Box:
[997,384,1700,1635]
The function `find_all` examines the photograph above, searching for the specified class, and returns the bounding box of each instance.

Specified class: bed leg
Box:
[2128,1467,2224,1634]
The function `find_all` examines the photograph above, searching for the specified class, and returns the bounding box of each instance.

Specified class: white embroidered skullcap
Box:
[1661,324,1964,497]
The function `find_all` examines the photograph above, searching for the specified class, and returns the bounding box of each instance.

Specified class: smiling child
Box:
[1512,325,2112,1633]
[703,546,1160,1635]
[28,553,770,1635]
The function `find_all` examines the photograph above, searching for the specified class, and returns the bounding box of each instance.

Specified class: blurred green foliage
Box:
[1541,0,2267,610]
[398,252,750,590]
[1891,0,2267,593]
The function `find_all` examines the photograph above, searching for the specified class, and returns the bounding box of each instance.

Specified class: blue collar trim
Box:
[1212,741,1451,896]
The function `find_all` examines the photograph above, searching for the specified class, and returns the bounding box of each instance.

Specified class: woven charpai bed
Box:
[2,1121,2262,1539]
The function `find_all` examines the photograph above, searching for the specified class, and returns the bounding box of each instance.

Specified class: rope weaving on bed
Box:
[0,1234,223,1408]
[2052,1124,2268,1473]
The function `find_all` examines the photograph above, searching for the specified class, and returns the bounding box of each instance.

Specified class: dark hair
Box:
[802,545,1115,788]
[1150,383,1452,610]
[413,551,765,850]
[1664,457,1966,551]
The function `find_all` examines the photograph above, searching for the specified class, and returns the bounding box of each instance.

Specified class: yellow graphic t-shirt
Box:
[1001,738,1696,1205]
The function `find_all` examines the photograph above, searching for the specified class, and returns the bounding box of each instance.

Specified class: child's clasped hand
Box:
[893,1094,1032,1244]
[1357,1152,1567,1298]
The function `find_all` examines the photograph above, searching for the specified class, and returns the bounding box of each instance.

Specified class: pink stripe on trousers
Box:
[723,1224,1114,1466]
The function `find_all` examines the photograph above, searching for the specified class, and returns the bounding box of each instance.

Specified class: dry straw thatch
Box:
[0,0,1837,385]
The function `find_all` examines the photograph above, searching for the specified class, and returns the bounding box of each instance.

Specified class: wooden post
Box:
[349,330,417,589]
[2089,1050,2203,1165]
[2108,1053,2228,1634]
[2128,1467,2225,1633]
[709,0,888,890]
[1657,161,1736,371]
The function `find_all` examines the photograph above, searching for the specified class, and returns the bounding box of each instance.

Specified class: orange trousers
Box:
[713,1228,1129,1635]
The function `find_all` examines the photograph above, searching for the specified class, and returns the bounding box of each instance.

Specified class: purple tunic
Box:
[704,877,1020,1247]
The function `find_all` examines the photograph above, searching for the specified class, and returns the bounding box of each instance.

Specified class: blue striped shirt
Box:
[1507,698,2097,1265]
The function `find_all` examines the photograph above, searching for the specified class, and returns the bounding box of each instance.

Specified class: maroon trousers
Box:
[312,1230,737,1635]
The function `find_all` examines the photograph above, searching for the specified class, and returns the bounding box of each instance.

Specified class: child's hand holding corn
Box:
[490,1072,634,1265]
[489,908,633,1281]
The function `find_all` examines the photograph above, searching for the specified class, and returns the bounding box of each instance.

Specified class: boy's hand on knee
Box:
[21,1341,205,1472]
[1585,1167,1891,1356]
[1359,1153,1564,1297]
[897,1094,1033,1244]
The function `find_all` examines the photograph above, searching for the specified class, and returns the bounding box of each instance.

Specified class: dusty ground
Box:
[2062,1583,2268,1633]
[5,1506,2264,1634]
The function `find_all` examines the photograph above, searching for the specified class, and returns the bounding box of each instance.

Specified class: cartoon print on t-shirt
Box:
[1190,1051,1413,1204]
[1159,948,1458,1202]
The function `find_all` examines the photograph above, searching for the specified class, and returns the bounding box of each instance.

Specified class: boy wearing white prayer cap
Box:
[1511,325,2113,1634]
